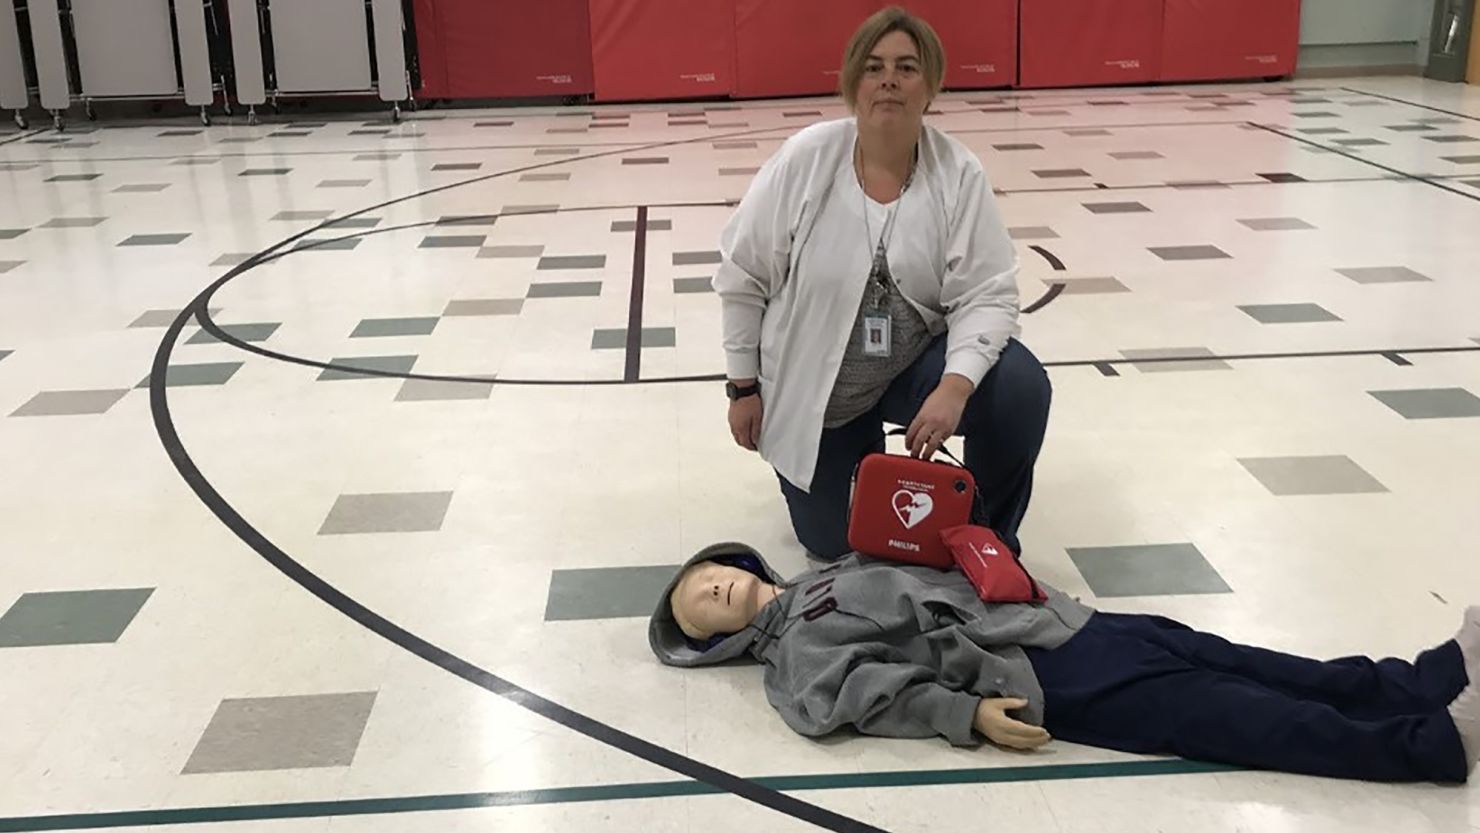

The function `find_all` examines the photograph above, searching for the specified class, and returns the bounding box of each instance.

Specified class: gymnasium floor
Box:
[1,75,1479,833]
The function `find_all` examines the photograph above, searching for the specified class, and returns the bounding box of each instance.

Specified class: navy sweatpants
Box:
[777,336,1051,560]
[1026,613,1471,783]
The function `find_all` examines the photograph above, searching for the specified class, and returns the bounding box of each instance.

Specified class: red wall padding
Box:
[1161,0,1300,83]
[589,0,733,101]
[908,0,1018,89]
[1019,0,1163,89]
[733,0,1016,99]
[413,0,594,99]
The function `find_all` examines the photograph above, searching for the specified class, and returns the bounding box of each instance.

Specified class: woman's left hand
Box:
[906,375,974,459]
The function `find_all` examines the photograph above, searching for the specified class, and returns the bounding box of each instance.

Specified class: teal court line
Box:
[0,759,1236,832]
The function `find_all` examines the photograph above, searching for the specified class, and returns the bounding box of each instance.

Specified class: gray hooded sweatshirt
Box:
[650,544,1094,747]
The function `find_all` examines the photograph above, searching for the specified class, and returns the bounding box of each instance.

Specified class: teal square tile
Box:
[0,589,154,647]
[1067,544,1231,598]
[545,566,682,620]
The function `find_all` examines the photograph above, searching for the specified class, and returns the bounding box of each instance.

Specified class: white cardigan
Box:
[715,118,1021,492]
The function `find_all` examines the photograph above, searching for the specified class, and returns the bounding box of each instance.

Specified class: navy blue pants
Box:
[777,336,1051,560]
[1027,613,1471,783]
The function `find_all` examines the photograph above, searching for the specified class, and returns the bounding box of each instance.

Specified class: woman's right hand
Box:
[728,390,764,452]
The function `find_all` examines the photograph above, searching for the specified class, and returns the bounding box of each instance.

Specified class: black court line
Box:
[0,129,42,147]
[152,126,893,833]
[1029,245,1066,271]
[1340,87,1480,123]
[1250,122,1480,205]
[625,206,649,382]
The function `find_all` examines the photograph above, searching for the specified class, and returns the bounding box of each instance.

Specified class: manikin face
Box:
[854,30,931,129]
[671,562,768,640]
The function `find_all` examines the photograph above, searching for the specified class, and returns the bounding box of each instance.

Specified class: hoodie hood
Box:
[648,542,790,668]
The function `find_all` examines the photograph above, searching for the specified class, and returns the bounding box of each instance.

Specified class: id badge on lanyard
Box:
[862,248,892,358]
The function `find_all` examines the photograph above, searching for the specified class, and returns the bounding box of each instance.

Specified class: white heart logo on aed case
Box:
[891,490,934,530]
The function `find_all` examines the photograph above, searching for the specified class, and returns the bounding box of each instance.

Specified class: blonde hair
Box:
[839,6,946,111]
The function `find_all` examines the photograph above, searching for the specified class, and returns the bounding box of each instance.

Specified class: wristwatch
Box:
[725,380,761,401]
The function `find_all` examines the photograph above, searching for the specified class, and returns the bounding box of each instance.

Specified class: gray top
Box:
[823,254,935,428]
[650,548,1094,746]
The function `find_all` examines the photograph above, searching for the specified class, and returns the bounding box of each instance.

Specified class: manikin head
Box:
[839,7,945,135]
[669,559,779,642]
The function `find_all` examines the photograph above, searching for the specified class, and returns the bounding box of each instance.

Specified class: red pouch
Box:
[847,451,976,569]
[941,524,1047,603]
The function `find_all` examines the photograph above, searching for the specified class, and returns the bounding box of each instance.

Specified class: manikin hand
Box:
[973,698,1051,750]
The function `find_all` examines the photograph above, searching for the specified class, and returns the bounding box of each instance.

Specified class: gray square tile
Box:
[1067,544,1231,598]
[354,153,401,161]
[622,157,669,165]
[159,129,203,137]
[1238,217,1315,231]
[1238,455,1387,496]
[274,210,336,221]
[538,255,606,270]
[0,589,154,647]
[1297,127,1348,135]
[520,172,570,182]
[714,141,758,150]
[674,251,721,266]
[119,233,191,247]
[720,167,760,176]
[1034,168,1091,178]
[1167,180,1230,190]
[113,183,171,193]
[1292,111,1338,118]
[0,349,10,363]
[612,219,674,232]
[0,260,24,274]
[547,127,588,134]
[350,317,440,338]
[42,217,107,229]
[1333,138,1387,147]
[350,128,392,136]
[545,565,682,621]
[11,389,130,417]
[783,111,822,118]
[420,235,487,249]
[211,253,262,267]
[1121,346,1231,373]
[1258,172,1306,183]
[501,204,559,215]
[1416,117,1462,125]
[1084,201,1150,214]
[1369,388,1480,420]
[186,323,280,345]
[443,299,524,317]
[319,179,371,189]
[437,215,498,227]
[673,277,714,294]
[317,355,418,381]
[527,282,602,299]
[478,245,544,259]
[1442,155,1480,164]
[183,692,377,773]
[0,163,38,171]
[218,137,262,144]
[1109,151,1163,160]
[0,229,28,239]
[433,163,483,171]
[129,308,221,328]
[293,237,362,252]
[474,121,513,128]
[138,362,244,389]
[319,492,453,535]
[395,379,494,402]
[240,168,291,177]
[1423,135,1479,143]
[46,173,102,182]
[1056,277,1129,295]
[1064,129,1112,136]
[993,143,1043,151]
[174,158,220,166]
[323,217,381,230]
[1238,303,1341,324]
[272,131,312,138]
[1027,110,1071,116]
[534,149,581,156]
[1149,245,1230,261]
[591,327,676,349]
[1336,266,1431,284]
[1008,226,1059,240]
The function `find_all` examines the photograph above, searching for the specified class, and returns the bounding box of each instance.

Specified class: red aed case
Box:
[847,452,976,569]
